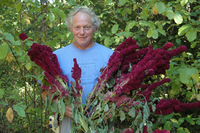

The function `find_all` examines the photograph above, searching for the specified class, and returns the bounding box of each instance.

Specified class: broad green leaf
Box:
[104,104,109,112]
[148,21,156,29]
[186,27,197,42]
[25,62,32,70]
[0,43,8,59]
[196,94,200,101]
[167,10,174,19]
[186,91,195,101]
[185,117,195,125]
[26,40,33,46]
[119,0,126,6]
[180,0,188,6]
[152,30,158,39]
[147,28,153,38]
[156,2,165,14]
[111,24,119,34]
[157,29,166,36]
[164,121,172,131]
[196,119,200,125]
[15,2,23,12]
[119,110,125,122]
[59,10,66,21]
[14,46,22,56]
[12,40,21,46]
[184,128,190,133]
[3,33,14,42]
[0,89,4,98]
[178,25,190,36]
[139,21,149,26]
[191,72,199,82]
[161,113,174,123]
[13,105,25,117]
[191,41,198,48]
[179,118,185,124]
[174,12,183,24]
[179,68,191,85]
[104,37,110,46]
[140,8,148,20]
[48,13,55,22]
[128,107,135,118]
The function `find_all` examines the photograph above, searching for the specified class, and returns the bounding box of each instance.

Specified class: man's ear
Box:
[70,28,72,32]
[93,26,97,32]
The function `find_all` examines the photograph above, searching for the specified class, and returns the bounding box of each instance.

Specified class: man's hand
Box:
[65,105,72,118]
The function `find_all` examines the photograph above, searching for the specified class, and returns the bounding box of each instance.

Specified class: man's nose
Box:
[80,28,85,35]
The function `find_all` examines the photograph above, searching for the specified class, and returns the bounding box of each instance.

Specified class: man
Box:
[49,6,113,133]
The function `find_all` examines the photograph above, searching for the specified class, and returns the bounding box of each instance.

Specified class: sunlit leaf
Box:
[167,10,174,19]
[157,29,166,36]
[186,27,197,42]
[25,18,31,24]
[15,2,23,12]
[119,110,125,122]
[14,46,22,56]
[164,121,172,131]
[178,24,190,36]
[152,30,158,39]
[6,107,14,123]
[156,2,165,14]
[25,62,32,70]
[48,13,55,22]
[185,117,195,125]
[147,28,153,38]
[0,43,8,59]
[104,104,109,112]
[104,37,110,47]
[140,8,148,20]
[119,0,126,6]
[111,24,119,34]
[180,0,188,6]
[174,12,183,24]
[191,41,198,48]
[196,94,200,101]
[3,32,14,42]
[13,105,25,117]
[128,107,135,118]
[6,52,13,63]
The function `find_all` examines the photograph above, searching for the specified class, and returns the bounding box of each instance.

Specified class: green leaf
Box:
[180,0,188,6]
[196,119,200,125]
[186,27,197,42]
[140,8,148,20]
[157,29,166,36]
[178,25,190,36]
[179,68,190,85]
[14,46,22,56]
[119,0,126,6]
[13,105,25,117]
[152,30,158,39]
[167,10,174,19]
[15,2,23,12]
[59,10,66,21]
[104,104,109,112]
[48,13,55,22]
[128,107,135,118]
[148,21,156,29]
[164,121,172,131]
[191,41,198,48]
[12,40,21,46]
[104,37,110,47]
[185,117,195,125]
[3,33,14,42]
[0,43,8,59]
[174,12,183,24]
[161,113,174,123]
[26,40,33,46]
[0,89,4,98]
[119,110,125,122]
[179,118,185,124]
[111,24,119,34]
[156,2,165,14]
[25,62,32,71]
[147,28,153,38]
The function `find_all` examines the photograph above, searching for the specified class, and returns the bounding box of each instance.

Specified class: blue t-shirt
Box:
[54,42,113,103]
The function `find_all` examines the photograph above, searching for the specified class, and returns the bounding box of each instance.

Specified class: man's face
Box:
[70,12,96,50]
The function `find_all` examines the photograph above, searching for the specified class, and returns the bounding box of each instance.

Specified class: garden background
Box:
[0,0,199,132]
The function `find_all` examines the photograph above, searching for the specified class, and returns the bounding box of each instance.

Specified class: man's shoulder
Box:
[95,42,113,53]
[53,44,72,55]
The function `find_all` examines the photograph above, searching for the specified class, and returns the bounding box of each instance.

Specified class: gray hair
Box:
[65,6,101,30]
